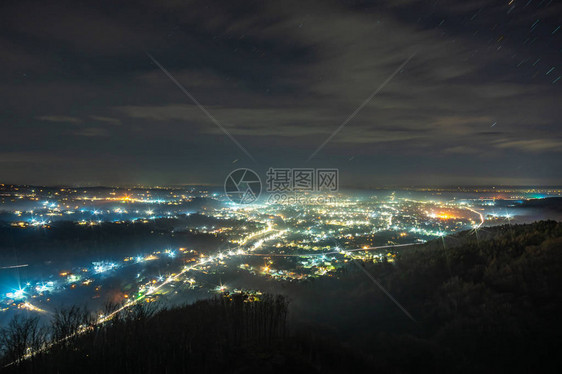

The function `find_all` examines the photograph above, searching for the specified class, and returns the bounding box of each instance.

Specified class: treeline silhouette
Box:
[1,294,295,373]
[2,221,562,373]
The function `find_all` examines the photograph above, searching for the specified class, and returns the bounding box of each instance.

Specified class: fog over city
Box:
[1,1,561,373]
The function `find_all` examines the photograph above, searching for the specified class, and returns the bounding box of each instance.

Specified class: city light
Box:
[92,262,118,274]
[7,288,26,300]
[1,184,558,331]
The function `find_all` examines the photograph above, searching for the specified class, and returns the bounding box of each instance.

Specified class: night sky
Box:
[1,0,560,187]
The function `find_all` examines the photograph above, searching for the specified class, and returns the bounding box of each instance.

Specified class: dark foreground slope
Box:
[2,221,562,373]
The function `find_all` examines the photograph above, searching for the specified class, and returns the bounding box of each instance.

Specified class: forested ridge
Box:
[2,221,561,373]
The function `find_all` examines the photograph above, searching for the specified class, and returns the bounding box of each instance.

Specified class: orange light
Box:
[433,212,457,220]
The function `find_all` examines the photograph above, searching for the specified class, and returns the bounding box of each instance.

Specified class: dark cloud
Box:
[0,0,560,186]
[36,115,83,124]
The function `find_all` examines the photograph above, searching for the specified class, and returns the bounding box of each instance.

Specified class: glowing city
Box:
[2,184,559,322]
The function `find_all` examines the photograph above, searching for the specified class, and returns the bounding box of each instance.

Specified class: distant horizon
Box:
[2,182,562,191]
[1,1,560,372]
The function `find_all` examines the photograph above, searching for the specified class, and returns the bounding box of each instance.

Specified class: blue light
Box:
[36,282,55,293]
[7,288,26,300]
[92,261,118,274]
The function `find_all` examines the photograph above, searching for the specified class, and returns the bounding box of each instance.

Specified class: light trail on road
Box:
[465,206,485,228]
[4,227,286,367]
[4,231,417,368]
[240,243,422,257]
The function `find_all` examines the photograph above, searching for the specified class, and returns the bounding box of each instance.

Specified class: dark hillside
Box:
[2,221,562,373]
